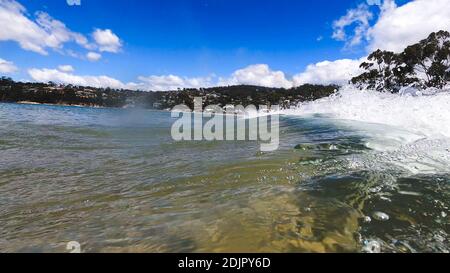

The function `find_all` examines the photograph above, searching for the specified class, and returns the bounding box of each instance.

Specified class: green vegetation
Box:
[0,76,337,110]
[2,31,449,110]
[351,30,450,92]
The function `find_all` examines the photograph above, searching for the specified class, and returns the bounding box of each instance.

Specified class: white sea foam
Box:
[282,86,450,139]
[281,86,450,174]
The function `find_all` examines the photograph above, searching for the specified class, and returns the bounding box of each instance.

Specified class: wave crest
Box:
[282,86,450,139]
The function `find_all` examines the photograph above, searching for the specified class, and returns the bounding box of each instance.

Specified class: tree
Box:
[351,30,450,92]
[350,49,414,92]
[402,30,450,88]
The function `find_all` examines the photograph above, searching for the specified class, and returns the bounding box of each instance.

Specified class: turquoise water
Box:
[0,102,448,253]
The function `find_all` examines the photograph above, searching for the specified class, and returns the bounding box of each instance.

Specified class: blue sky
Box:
[1,0,446,90]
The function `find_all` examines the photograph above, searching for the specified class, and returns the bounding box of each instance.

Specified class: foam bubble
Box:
[281,86,450,174]
[282,86,450,139]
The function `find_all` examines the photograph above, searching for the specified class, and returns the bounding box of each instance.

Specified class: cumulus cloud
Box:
[58,65,74,72]
[0,58,17,73]
[323,0,450,86]
[0,0,123,59]
[367,0,450,52]
[136,75,214,91]
[35,11,92,50]
[27,66,214,91]
[0,0,92,55]
[332,0,450,52]
[332,4,373,48]
[28,68,127,89]
[293,58,365,86]
[219,64,293,88]
[92,29,122,53]
[27,60,366,91]
[86,52,102,62]
[26,63,296,91]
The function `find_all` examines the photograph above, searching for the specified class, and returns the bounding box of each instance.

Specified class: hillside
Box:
[0,77,338,110]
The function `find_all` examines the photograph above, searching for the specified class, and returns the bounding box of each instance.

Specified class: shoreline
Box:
[15,101,109,109]
[3,101,167,112]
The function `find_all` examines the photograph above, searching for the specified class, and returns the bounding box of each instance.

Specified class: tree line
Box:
[0,76,338,110]
[351,30,450,92]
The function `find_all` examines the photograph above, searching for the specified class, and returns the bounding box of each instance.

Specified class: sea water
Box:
[0,88,448,253]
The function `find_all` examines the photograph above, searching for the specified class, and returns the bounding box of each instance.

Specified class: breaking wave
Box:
[282,86,450,139]
[281,86,450,174]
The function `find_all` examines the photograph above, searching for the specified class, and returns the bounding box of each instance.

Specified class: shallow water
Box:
[0,101,448,253]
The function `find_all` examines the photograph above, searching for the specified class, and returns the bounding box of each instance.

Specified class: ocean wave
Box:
[281,86,450,174]
[282,86,450,139]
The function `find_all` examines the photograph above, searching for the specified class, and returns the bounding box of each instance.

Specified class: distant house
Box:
[204,106,218,113]
[25,88,39,93]
[76,91,96,99]
[223,105,235,112]
[43,86,64,94]
[207,93,219,98]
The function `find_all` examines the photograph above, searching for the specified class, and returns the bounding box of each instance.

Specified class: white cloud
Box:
[0,58,17,73]
[26,64,295,91]
[0,0,123,58]
[35,11,92,50]
[136,60,369,89]
[0,0,92,55]
[92,29,122,53]
[322,0,450,86]
[219,64,293,88]
[332,4,373,48]
[86,52,102,62]
[58,65,74,72]
[28,68,127,89]
[367,0,450,52]
[293,58,365,86]
[135,65,295,91]
[136,75,214,91]
[27,68,212,91]
[332,0,450,52]
[27,60,365,91]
